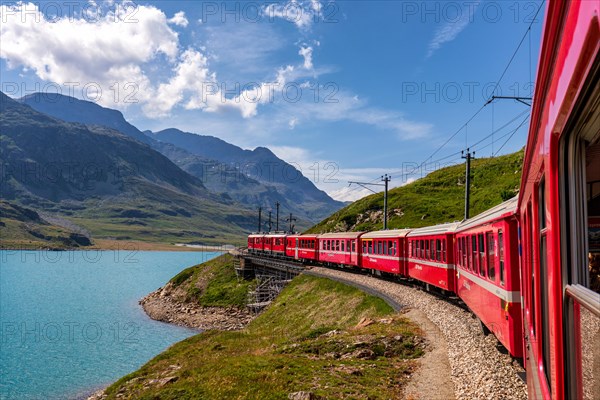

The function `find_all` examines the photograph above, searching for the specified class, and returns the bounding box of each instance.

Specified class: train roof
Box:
[406,222,461,237]
[317,232,364,239]
[248,233,265,238]
[362,229,412,239]
[262,233,288,237]
[456,196,519,232]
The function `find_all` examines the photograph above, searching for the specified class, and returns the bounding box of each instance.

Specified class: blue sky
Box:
[0,0,544,200]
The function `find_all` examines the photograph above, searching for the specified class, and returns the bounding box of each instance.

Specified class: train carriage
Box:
[317,232,363,267]
[247,234,265,253]
[407,222,459,292]
[360,229,411,275]
[263,233,287,255]
[518,1,600,398]
[455,196,523,358]
[286,234,319,261]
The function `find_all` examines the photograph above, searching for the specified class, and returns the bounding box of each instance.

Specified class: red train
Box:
[248,2,599,398]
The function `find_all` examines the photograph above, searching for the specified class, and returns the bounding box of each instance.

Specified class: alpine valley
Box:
[0,92,344,249]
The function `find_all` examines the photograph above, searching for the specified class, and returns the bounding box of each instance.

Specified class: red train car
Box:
[317,232,363,267]
[285,234,319,261]
[263,233,287,255]
[518,2,600,398]
[407,222,459,292]
[360,229,411,275]
[247,234,265,253]
[455,196,523,358]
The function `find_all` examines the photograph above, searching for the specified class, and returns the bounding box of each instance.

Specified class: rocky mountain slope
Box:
[2,92,255,245]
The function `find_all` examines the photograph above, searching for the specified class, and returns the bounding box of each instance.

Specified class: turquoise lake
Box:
[0,250,220,400]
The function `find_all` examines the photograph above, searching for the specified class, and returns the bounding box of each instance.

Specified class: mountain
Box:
[19,92,344,224]
[306,151,523,233]
[1,92,255,245]
[20,93,151,144]
[151,128,345,221]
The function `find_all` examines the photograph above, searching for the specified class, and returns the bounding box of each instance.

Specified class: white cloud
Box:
[0,2,179,80]
[0,2,179,110]
[263,0,324,30]
[277,90,433,140]
[298,46,313,69]
[143,49,211,117]
[329,186,373,202]
[168,11,188,27]
[427,1,479,58]
[288,117,299,129]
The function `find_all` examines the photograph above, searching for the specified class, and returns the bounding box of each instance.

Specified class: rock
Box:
[288,391,321,400]
[157,376,178,387]
[354,317,375,329]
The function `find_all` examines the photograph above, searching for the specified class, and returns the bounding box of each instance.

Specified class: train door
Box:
[348,240,354,265]
[559,62,600,400]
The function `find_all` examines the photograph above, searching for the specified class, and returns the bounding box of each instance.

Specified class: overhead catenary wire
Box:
[419,1,544,170]
[489,0,545,99]
[493,115,530,156]
[424,109,530,166]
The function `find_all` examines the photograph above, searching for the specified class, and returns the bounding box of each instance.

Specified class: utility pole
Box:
[275,201,280,231]
[382,174,391,230]
[257,207,262,233]
[268,211,272,232]
[461,148,475,220]
[286,213,297,233]
[348,174,392,230]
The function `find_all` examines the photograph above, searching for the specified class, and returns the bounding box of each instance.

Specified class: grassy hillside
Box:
[0,200,92,249]
[168,254,255,307]
[308,150,523,233]
[104,273,422,399]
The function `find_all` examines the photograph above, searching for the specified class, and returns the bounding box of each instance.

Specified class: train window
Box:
[424,240,429,259]
[538,179,552,389]
[368,241,373,254]
[436,239,441,262]
[478,233,486,277]
[457,238,463,267]
[471,235,478,273]
[352,241,356,253]
[526,205,536,339]
[363,241,367,253]
[442,239,446,262]
[466,237,471,271]
[341,240,345,252]
[487,232,496,282]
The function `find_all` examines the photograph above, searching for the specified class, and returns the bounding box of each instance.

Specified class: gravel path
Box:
[307,266,527,400]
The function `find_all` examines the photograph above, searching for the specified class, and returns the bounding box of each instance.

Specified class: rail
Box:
[564,283,600,400]
[565,284,600,317]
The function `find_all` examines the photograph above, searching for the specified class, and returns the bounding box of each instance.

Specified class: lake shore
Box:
[139,281,255,330]
[0,240,237,252]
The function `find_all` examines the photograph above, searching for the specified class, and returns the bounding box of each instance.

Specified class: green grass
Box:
[103,275,422,399]
[170,254,255,308]
[0,200,91,249]
[307,150,523,233]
